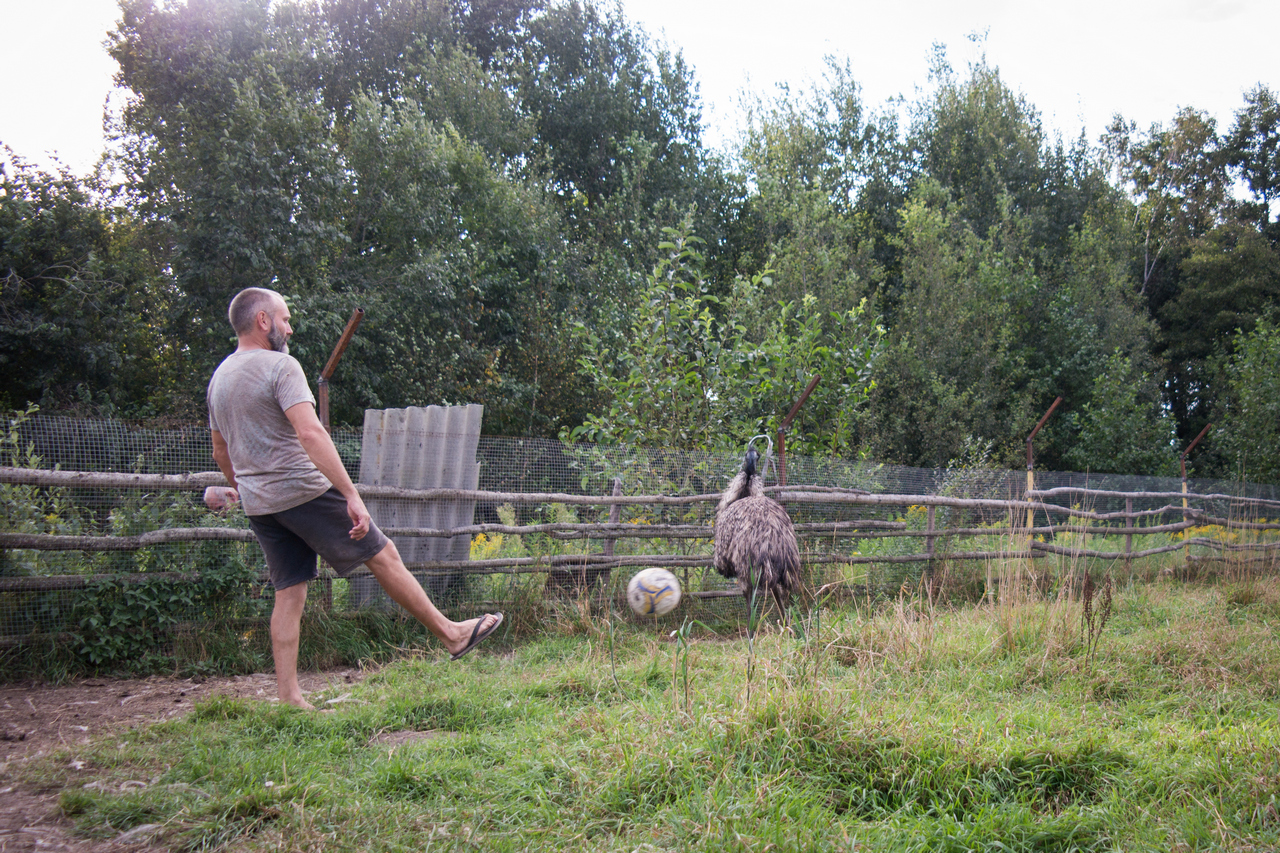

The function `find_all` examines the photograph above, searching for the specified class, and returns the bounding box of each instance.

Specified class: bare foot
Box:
[280,696,315,710]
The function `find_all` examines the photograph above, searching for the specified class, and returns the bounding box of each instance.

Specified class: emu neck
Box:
[718,470,764,513]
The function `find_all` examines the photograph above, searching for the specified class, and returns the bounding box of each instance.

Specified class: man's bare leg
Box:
[271,582,313,709]
[365,541,500,657]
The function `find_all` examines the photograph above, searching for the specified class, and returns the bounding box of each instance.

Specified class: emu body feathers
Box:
[713,448,801,612]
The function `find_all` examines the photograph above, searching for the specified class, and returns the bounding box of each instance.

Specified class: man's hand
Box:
[204,486,240,512]
[346,494,372,540]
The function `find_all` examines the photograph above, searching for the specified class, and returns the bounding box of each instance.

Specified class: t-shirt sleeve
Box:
[274,357,317,413]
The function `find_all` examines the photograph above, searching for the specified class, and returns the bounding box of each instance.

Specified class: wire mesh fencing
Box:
[3,413,1280,672]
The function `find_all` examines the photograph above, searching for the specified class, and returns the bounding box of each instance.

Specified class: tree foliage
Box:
[731,64,899,368]
[1226,84,1280,229]
[0,157,177,416]
[568,226,882,455]
[96,0,727,435]
[5,7,1280,481]
[1217,313,1280,483]
[1061,351,1178,476]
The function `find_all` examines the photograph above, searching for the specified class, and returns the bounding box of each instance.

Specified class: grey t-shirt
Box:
[207,349,332,516]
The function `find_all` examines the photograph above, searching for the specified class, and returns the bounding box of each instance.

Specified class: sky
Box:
[2,0,1277,176]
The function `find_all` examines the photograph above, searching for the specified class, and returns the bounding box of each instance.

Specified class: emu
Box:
[713,443,801,620]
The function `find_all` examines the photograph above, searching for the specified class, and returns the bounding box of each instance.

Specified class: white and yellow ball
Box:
[626,568,682,616]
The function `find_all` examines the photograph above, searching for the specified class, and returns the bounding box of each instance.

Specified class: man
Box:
[207,287,502,708]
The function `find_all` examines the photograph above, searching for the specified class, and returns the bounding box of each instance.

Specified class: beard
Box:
[267,323,289,354]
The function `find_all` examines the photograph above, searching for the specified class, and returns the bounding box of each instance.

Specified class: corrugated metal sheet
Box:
[349,404,483,608]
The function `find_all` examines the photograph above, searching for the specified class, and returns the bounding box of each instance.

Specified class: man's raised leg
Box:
[364,541,501,658]
[271,581,313,709]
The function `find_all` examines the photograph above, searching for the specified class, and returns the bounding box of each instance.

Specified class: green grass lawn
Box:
[24,574,1280,852]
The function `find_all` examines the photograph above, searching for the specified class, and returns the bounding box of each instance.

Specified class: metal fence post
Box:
[316,307,364,611]
[776,375,821,489]
[1023,397,1063,592]
[317,307,365,434]
[1180,424,1212,567]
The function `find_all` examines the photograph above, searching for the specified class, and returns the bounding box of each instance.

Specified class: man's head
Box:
[228,287,291,353]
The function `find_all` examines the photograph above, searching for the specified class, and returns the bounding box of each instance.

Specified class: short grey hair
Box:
[228,288,283,335]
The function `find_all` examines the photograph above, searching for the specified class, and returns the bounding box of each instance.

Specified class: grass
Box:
[15,570,1280,852]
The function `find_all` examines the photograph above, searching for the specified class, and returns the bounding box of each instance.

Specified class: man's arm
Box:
[284,401,371,539]
[208,430,240,510]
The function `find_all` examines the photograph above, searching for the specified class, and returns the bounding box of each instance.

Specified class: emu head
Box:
[742,447,759,477]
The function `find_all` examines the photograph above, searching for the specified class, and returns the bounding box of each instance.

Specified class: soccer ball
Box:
[627,568,682,616]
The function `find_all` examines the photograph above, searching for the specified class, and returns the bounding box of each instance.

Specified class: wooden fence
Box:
[3,466,1280,598]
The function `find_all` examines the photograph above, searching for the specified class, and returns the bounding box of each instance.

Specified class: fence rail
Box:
[7,415,1280,672]
[4,465,1280,597]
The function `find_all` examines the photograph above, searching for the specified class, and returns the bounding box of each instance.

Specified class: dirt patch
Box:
[0,669,364,852]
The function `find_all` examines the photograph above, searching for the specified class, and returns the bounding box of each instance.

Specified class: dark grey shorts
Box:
[247,488,390,590]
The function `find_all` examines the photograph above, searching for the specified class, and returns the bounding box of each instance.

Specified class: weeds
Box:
[1081,571,1114,668]
[606,603,621,692]
[16,577,1280,852]
[744,560,761,704]
[671,616,713,716]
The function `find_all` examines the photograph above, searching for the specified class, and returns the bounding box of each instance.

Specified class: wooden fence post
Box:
[925,505,937,603]
[1124,496,1133,575]
[600,477,623,595]
[602,477,622,560]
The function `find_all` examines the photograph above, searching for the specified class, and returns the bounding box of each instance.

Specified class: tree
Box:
[567,226,882,455]
[311,96,585,429]
[1061,351,1178,476]
[448,0,544,67]
[103,0,728,434]
[735,58,892,325]
[516,2,700,206]
[110,0,348,376]
[1158,219,1280,435]
[859,163,1157,471]
[861,181,1039,467]
[1102,108,1228,299]
[399,43,532,161]
[0,156,174,416]
[1102,99,1280,455]
[911,53,1047,243]
[314,0,453,117]
[1226,84,1280,230]
[511,0,733,275]
[901,50,1119,323]
[1216,312,1280,484]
